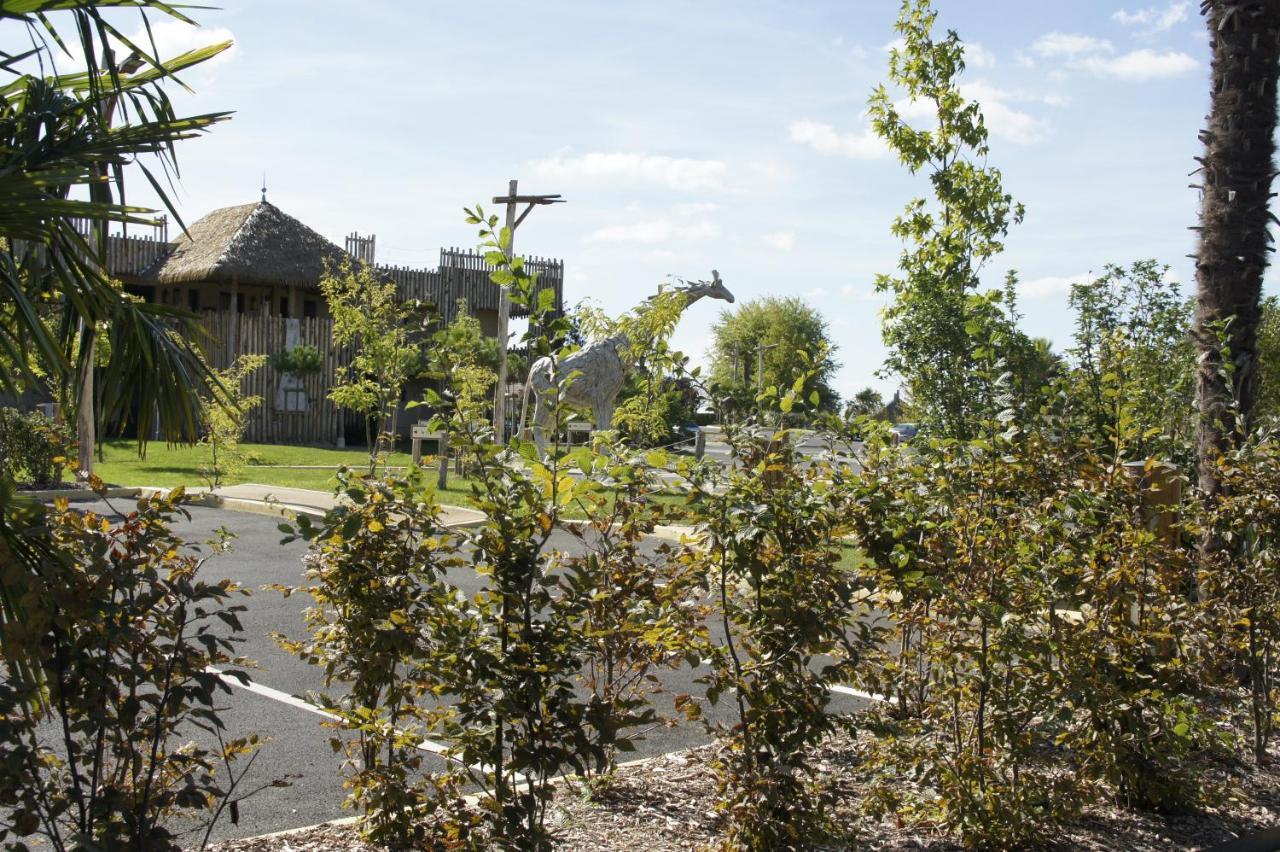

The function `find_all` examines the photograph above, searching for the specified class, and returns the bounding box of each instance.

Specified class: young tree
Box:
[198,354,267,489]
[322,259,419,473]
[708,295,840,413]
[869,0,1030,439]
[1192,0,1280,498]
[424,300,500,427]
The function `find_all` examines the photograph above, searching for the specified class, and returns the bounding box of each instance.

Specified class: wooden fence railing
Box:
[381,247,563,319]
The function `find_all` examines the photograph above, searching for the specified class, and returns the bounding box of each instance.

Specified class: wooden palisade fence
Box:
[197,309,358,446]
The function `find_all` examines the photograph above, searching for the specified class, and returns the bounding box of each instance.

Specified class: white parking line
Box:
[830,683,890,703]
[208,663,882,786]
[206,666,457,763]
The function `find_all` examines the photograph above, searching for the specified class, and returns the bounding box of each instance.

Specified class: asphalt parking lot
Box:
[60,499,870,844]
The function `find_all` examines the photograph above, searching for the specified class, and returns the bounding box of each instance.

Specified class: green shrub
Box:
[677,375,879,850]
[556,434,709,777]
[848,416,1216,846]
[273,470,474,846]
[0,489,261,850]
[269,343,324,376]
[1202,432,1280,766]
[273,211,705,850]
[0,407,72,485]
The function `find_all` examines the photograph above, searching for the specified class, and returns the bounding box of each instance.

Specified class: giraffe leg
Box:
[532,390,552,457]
[594,398,614,434]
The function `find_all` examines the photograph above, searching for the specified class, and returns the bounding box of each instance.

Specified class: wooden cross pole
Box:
[490,179,564,440]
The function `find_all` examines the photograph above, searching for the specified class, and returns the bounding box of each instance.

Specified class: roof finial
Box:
[261,173,267,203]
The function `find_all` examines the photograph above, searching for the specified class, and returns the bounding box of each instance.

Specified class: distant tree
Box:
[845,387,885,420]
[869,0,1030,439]
[322,259,418,472]
[709,296,840,414]
[614,363,699,447]
[1065,261,1195,465]
[1254,297,1280,427]
[1192,0,1280,499]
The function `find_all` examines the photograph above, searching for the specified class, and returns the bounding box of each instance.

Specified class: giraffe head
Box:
[685,269,735,304]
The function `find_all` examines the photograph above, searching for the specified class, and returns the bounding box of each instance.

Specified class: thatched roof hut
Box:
[148,200,347,288]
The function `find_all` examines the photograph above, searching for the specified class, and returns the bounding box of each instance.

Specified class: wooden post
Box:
[489,181,564,441]
[695,428,706,460]
[1122,460,1183,549]
[492,179,517,441]
[437,431,449,490]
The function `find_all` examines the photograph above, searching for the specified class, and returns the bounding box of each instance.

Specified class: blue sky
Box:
[16,1,1242,399]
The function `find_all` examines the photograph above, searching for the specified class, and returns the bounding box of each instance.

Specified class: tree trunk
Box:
[1194,0,1280,500]
[75,326,95,480]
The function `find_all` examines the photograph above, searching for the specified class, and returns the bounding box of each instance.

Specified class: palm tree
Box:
[0,0,232,678]
[1193,0,1280,498]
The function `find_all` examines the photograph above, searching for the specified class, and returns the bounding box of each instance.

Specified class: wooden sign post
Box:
[410,422,431,465]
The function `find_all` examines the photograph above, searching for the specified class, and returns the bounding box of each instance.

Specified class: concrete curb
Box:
[22,486,147,502]
[28,486,487,530]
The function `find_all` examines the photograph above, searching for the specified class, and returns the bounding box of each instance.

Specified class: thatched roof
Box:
[148,200,348,288]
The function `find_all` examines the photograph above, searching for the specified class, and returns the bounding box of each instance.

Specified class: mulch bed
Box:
[208,729,1280,851]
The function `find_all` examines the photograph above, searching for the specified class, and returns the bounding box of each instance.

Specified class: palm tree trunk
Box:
[75,326,95,480]
[1194,0,1280,500]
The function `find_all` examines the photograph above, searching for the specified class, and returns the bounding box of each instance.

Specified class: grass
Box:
[82,439,685,516]
[76,439,873,542]
[81,439,483,501]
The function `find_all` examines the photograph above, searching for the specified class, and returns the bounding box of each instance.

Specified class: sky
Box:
[6,1,1254,401]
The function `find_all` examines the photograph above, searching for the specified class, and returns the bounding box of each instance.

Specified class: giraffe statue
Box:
[519,271,735,455]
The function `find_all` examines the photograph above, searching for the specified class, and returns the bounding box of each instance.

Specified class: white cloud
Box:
[882,37,906,53]
[130,20,238,67]
[530,152,728,191]
[1073,48,1198,80]
[894,81,1057,145]
[764,231,796,251]
[675,202,719,217]
[966,42,996,68]
[788,120,886,160]
[1020,273,1086,299]
[586,218,719,244]
[1113,2,1190,32]
[964,81,1053,144]
[34,19,236,76]
[805,287,829,299]
[893,96,936,122]
[841,283,882,302]
[1031,29,1196,82]
[1032,32,1113,58]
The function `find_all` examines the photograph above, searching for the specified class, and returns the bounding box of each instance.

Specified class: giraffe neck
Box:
[637,284,701,318]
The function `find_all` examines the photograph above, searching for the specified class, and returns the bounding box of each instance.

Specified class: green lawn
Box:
[82,439,872,539]
[84,440,680,515]
[84,439,481,500]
